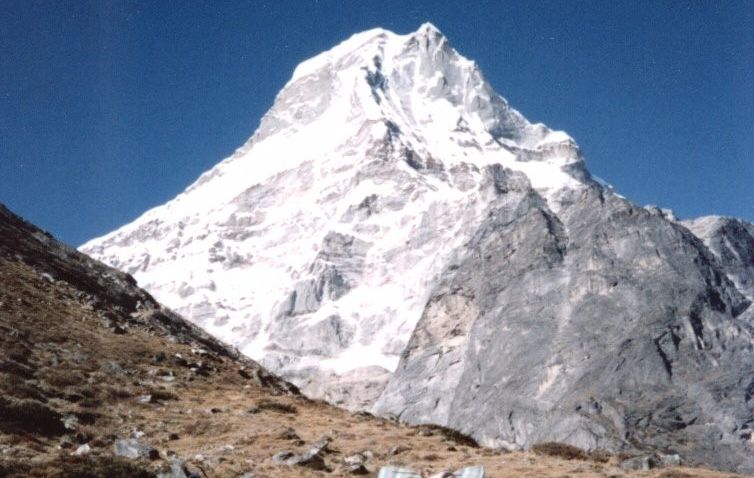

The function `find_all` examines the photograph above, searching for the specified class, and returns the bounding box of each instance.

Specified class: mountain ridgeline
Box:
[80,24,754,473]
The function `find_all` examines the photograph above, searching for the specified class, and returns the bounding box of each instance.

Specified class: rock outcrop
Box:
[374,182,754,473]
[683,216,754,306]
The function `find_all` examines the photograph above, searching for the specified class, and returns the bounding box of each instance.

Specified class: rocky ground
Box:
[0,203,748,477]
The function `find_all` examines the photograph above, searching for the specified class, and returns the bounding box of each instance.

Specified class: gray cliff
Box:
[374,169,754,473]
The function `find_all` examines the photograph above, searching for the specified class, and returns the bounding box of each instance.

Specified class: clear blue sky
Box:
[2,1,752,246]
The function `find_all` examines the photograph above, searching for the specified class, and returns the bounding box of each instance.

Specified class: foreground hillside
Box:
[0,203,745,477]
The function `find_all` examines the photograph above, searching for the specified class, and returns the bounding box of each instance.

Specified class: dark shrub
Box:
[531,442,589,461]
[416,424,479,448]
[531,442,613,462]
[149,390,178,402]
[255,399,298,414]
[0,397,66,436]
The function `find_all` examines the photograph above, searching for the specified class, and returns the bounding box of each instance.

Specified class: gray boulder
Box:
[114,438,159,460]
[157,459,203,478]
[271,436,332,471]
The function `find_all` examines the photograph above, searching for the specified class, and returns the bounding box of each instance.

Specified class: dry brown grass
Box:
[0,455,156,478]
[42,369,87,388]
[658,471,695,478]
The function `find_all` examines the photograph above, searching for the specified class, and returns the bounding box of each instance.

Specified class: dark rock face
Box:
[374,183,754,473]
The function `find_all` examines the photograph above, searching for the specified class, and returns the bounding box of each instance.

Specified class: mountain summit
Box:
[81,23,588,399]
[82,25,754,473]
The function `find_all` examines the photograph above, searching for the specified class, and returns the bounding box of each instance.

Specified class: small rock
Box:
[272,451,295,464]
[620,454,658,471]
[63,415,78,430]
[347,464,369,475]
[344,453,366,466]
[428,472,454,478]
[659,453,681,467]
[173,354,189,367]
[382,413,400,423]
[75,431,93,444]
[277,427,302,442]
[308,436,332,455]
[388,445,410,456]
[288,452,328,471]
[157,462,186,478]
[272,437,332,471]
[71,444,91,456]
[114,438,158,460]
[157,459,202,478]
[101,361,127,375]
[138,394,152,404]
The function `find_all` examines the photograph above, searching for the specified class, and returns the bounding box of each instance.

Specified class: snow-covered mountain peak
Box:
[76,25,754,468]
[287,22,449,86]
[82,24,593,406]
[417,21,442,34]
[245,23,583,194]
[287,27,394,84]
